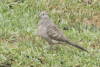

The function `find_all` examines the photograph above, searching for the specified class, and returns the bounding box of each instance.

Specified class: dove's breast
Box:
[38,24,48,38]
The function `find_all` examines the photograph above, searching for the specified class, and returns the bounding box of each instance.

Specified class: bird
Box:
[38,11,88,52]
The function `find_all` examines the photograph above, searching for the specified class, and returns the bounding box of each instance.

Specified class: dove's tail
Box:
[65,38,88,52]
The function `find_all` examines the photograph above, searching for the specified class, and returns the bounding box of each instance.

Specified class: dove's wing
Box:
[47,22,67,42]
[47,22,88,52]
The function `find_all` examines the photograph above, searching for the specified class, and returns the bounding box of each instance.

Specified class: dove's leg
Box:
[49,44,54,50]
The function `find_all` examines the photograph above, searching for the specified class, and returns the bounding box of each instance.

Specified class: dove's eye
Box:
[43,14,44,15]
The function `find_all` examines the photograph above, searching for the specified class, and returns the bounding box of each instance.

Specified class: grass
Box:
[0,0,100,67]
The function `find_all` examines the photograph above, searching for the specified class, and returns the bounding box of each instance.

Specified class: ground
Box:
[0,0,100,67]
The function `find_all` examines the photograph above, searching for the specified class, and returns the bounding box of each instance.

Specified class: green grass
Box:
[0,0,100,67]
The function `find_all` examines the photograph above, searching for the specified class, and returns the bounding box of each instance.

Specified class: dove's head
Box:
[38,11,49,19]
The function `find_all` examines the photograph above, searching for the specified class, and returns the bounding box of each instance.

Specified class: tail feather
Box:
[65,38,88,52]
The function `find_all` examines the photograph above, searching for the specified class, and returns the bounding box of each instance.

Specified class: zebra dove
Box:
[38,11,88,52]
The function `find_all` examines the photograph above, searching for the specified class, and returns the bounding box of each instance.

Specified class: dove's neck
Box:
[42,17,51,22]
[42,17,50,20]
[41,18,51,26]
